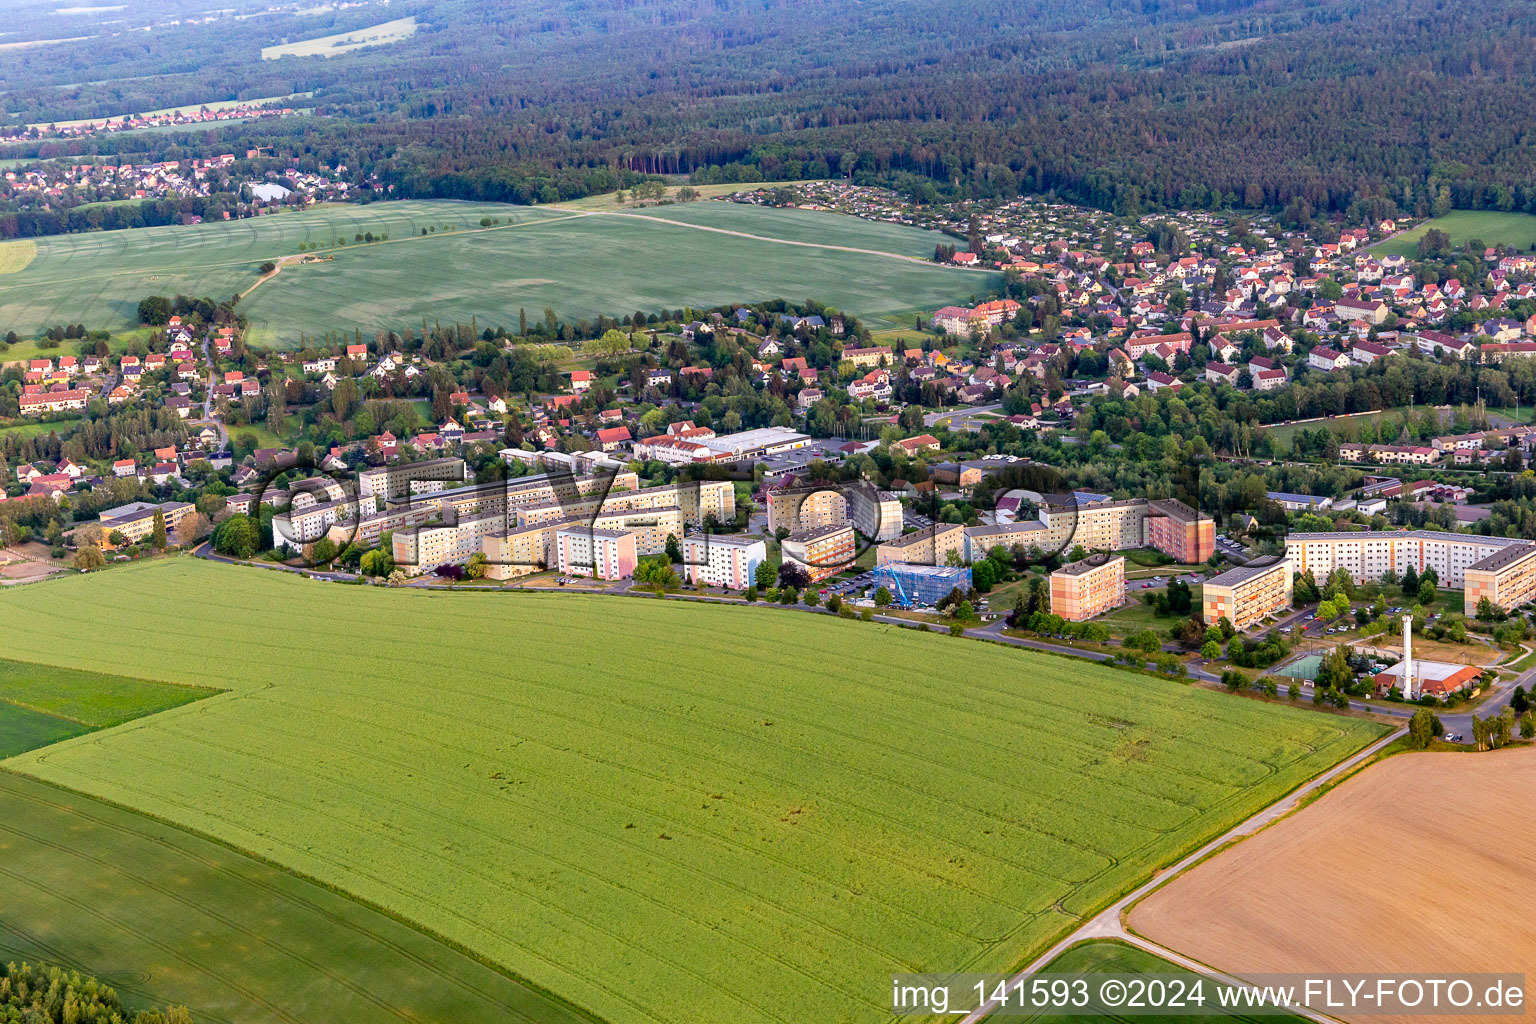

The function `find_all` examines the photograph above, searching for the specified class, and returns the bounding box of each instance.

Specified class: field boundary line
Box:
[583,209,993,269]
[0,768,613,1024]
[958,727,1402,1023]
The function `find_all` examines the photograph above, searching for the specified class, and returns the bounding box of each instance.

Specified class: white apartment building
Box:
[391,510,506,574]
[1284,531,1533,589]
[681,534,766,589]
[845,481,903,541]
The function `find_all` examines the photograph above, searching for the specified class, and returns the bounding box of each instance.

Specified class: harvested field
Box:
[1130,748,1536,1023]
[261,16,418,59]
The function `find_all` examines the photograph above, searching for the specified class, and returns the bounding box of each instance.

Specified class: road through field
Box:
[960,727,1403,1024]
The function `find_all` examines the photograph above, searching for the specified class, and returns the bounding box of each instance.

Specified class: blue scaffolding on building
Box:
[871,562,971,608]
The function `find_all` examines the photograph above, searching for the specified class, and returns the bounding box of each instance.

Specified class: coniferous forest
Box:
[2,0,1535,219]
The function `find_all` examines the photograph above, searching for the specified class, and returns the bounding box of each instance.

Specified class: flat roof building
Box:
[876,522,965,566]
[1050,554,1125,621]
[682,533,766,590]
[1202,557,1293,631]
[781,523,856,582]
[766,484,847,537]
[870,563,971,608]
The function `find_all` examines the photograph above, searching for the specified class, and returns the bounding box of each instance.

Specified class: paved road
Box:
[957,727,1405,1024]
[925,402,1002,428]
[197,332,229,449]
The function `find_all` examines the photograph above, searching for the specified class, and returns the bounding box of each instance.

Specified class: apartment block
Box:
[482,519,575,579]
[1463,544,1536,616]
[1144,498,1215,563]
[1284,531,1532,590]
[1037,498,1150,554]
[556,526,638,580]
[358,458,466,502]
[682,534,766,589]
[876,523,965,566]
[963,521,1048,562]
[782,523,857,582]
[844,481,903,541]
[97,501,195,546]
[766,484,847,536]
[1202,557,1293,630]
[391,510,506,574]
[1049,554,1125,621]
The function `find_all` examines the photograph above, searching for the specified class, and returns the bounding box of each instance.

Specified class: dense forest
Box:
[4,0,1536,218]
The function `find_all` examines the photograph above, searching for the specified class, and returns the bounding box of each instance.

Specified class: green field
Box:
[0,772,595,1024]
[0,702,90,757]
[0,558,1386,1024]
[0,657,215,757]
[0,199,989,347]
[0,656,215,728]
[1371,210,1536,259]
[1019,940,1293,1022]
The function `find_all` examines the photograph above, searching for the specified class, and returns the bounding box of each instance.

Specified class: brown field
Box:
[1362,634,1502,667]
[1130,747,1536,1023]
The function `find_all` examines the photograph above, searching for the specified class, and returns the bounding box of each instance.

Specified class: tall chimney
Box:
[1402,614,1414,700]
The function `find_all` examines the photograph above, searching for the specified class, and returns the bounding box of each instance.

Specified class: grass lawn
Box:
[870,327,935,346]
[0,416,83,439]
[0,199,991,348]
[225,420,291,450]
[1,326,141,368]
[0,558,1385,1024]
[550,179,821,212]
[1094,592,1198,638]
[1370,210,1536,259]
[0,772,594,1024]
[1262,407,1424,449]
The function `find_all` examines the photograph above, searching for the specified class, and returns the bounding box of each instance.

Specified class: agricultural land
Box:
[0,656,214,757]
[0,558,1386,1024]
[261,16,421,59]
[0,199,990,347]
[1130,747,1536,1022]
[1371,210,1536,259]
[0,771,595,1024]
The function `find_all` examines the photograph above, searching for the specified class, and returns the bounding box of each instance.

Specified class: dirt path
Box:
[237,253,302,301]
[1130,746,1536,1024]
[958,727,1403,1024]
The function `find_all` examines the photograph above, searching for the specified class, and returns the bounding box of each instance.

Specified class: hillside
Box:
[3,1,1536,222]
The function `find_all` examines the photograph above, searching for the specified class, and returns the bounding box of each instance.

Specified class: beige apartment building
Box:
[876,523,965,566]
[1202,557,1293,630]
[483,518,576,579]
[766,484,847,536]
[392,510,506,574]
[97,501,196,546]
[1049,554,1125,621]
[358,457,467,503]
[1463,544,1536,616]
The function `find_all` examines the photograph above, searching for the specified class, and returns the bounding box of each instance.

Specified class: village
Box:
[4,187,1536,735]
